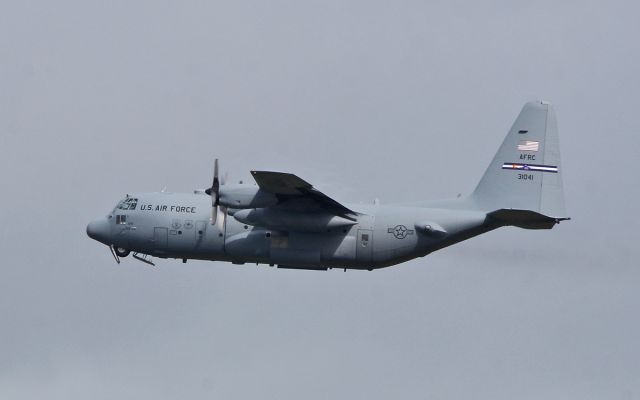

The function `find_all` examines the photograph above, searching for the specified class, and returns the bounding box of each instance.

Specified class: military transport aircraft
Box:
[87,101,569,270]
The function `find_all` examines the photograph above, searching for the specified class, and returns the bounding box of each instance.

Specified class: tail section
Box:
[471,101,568,227]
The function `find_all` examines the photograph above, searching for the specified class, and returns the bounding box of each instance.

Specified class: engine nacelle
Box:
[234,208,357,232]
[218,184,278,209]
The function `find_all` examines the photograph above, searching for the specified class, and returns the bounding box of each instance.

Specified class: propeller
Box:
[205,159,221,224]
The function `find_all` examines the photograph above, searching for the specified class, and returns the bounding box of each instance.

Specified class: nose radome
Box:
[86,219,111,244]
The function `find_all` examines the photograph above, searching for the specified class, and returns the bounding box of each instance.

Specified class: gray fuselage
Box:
[87,192,492,270]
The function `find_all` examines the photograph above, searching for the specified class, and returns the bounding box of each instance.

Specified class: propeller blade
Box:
[222,170,229,186]
[213,158,219,200]
[218,205,227,228]
[206,159,220,224]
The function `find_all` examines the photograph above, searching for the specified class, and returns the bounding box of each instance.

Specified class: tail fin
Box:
[471,101,568,227]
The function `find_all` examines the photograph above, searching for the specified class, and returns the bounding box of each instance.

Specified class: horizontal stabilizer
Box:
[488,209,570,230]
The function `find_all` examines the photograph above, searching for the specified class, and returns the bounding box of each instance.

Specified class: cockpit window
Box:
[117,197,138,210]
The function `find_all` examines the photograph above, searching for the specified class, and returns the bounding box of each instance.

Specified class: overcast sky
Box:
[1,1,639,399]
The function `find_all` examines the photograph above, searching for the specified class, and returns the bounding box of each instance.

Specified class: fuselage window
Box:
[116,215,127,224]
[361,233,369,247]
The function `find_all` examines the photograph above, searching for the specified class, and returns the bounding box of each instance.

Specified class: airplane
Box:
[87,101,569,271]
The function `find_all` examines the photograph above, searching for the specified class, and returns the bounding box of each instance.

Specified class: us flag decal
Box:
[517,140,539,151]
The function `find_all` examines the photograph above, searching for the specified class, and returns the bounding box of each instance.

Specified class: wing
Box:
[250,171,359,220]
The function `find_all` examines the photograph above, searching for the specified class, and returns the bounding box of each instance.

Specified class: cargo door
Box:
[154,227,168,252]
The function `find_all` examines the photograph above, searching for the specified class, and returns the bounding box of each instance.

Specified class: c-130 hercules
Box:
[87,101,569,270]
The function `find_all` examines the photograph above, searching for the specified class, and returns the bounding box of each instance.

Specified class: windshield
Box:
[116,197,138,211]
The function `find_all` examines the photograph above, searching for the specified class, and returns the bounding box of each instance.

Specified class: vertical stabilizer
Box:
[471,101,567,219]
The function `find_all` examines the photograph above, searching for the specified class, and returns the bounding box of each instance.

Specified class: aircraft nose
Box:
[86,218,111,244]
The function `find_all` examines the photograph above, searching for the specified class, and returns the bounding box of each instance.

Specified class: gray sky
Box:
[1,1,639,399]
